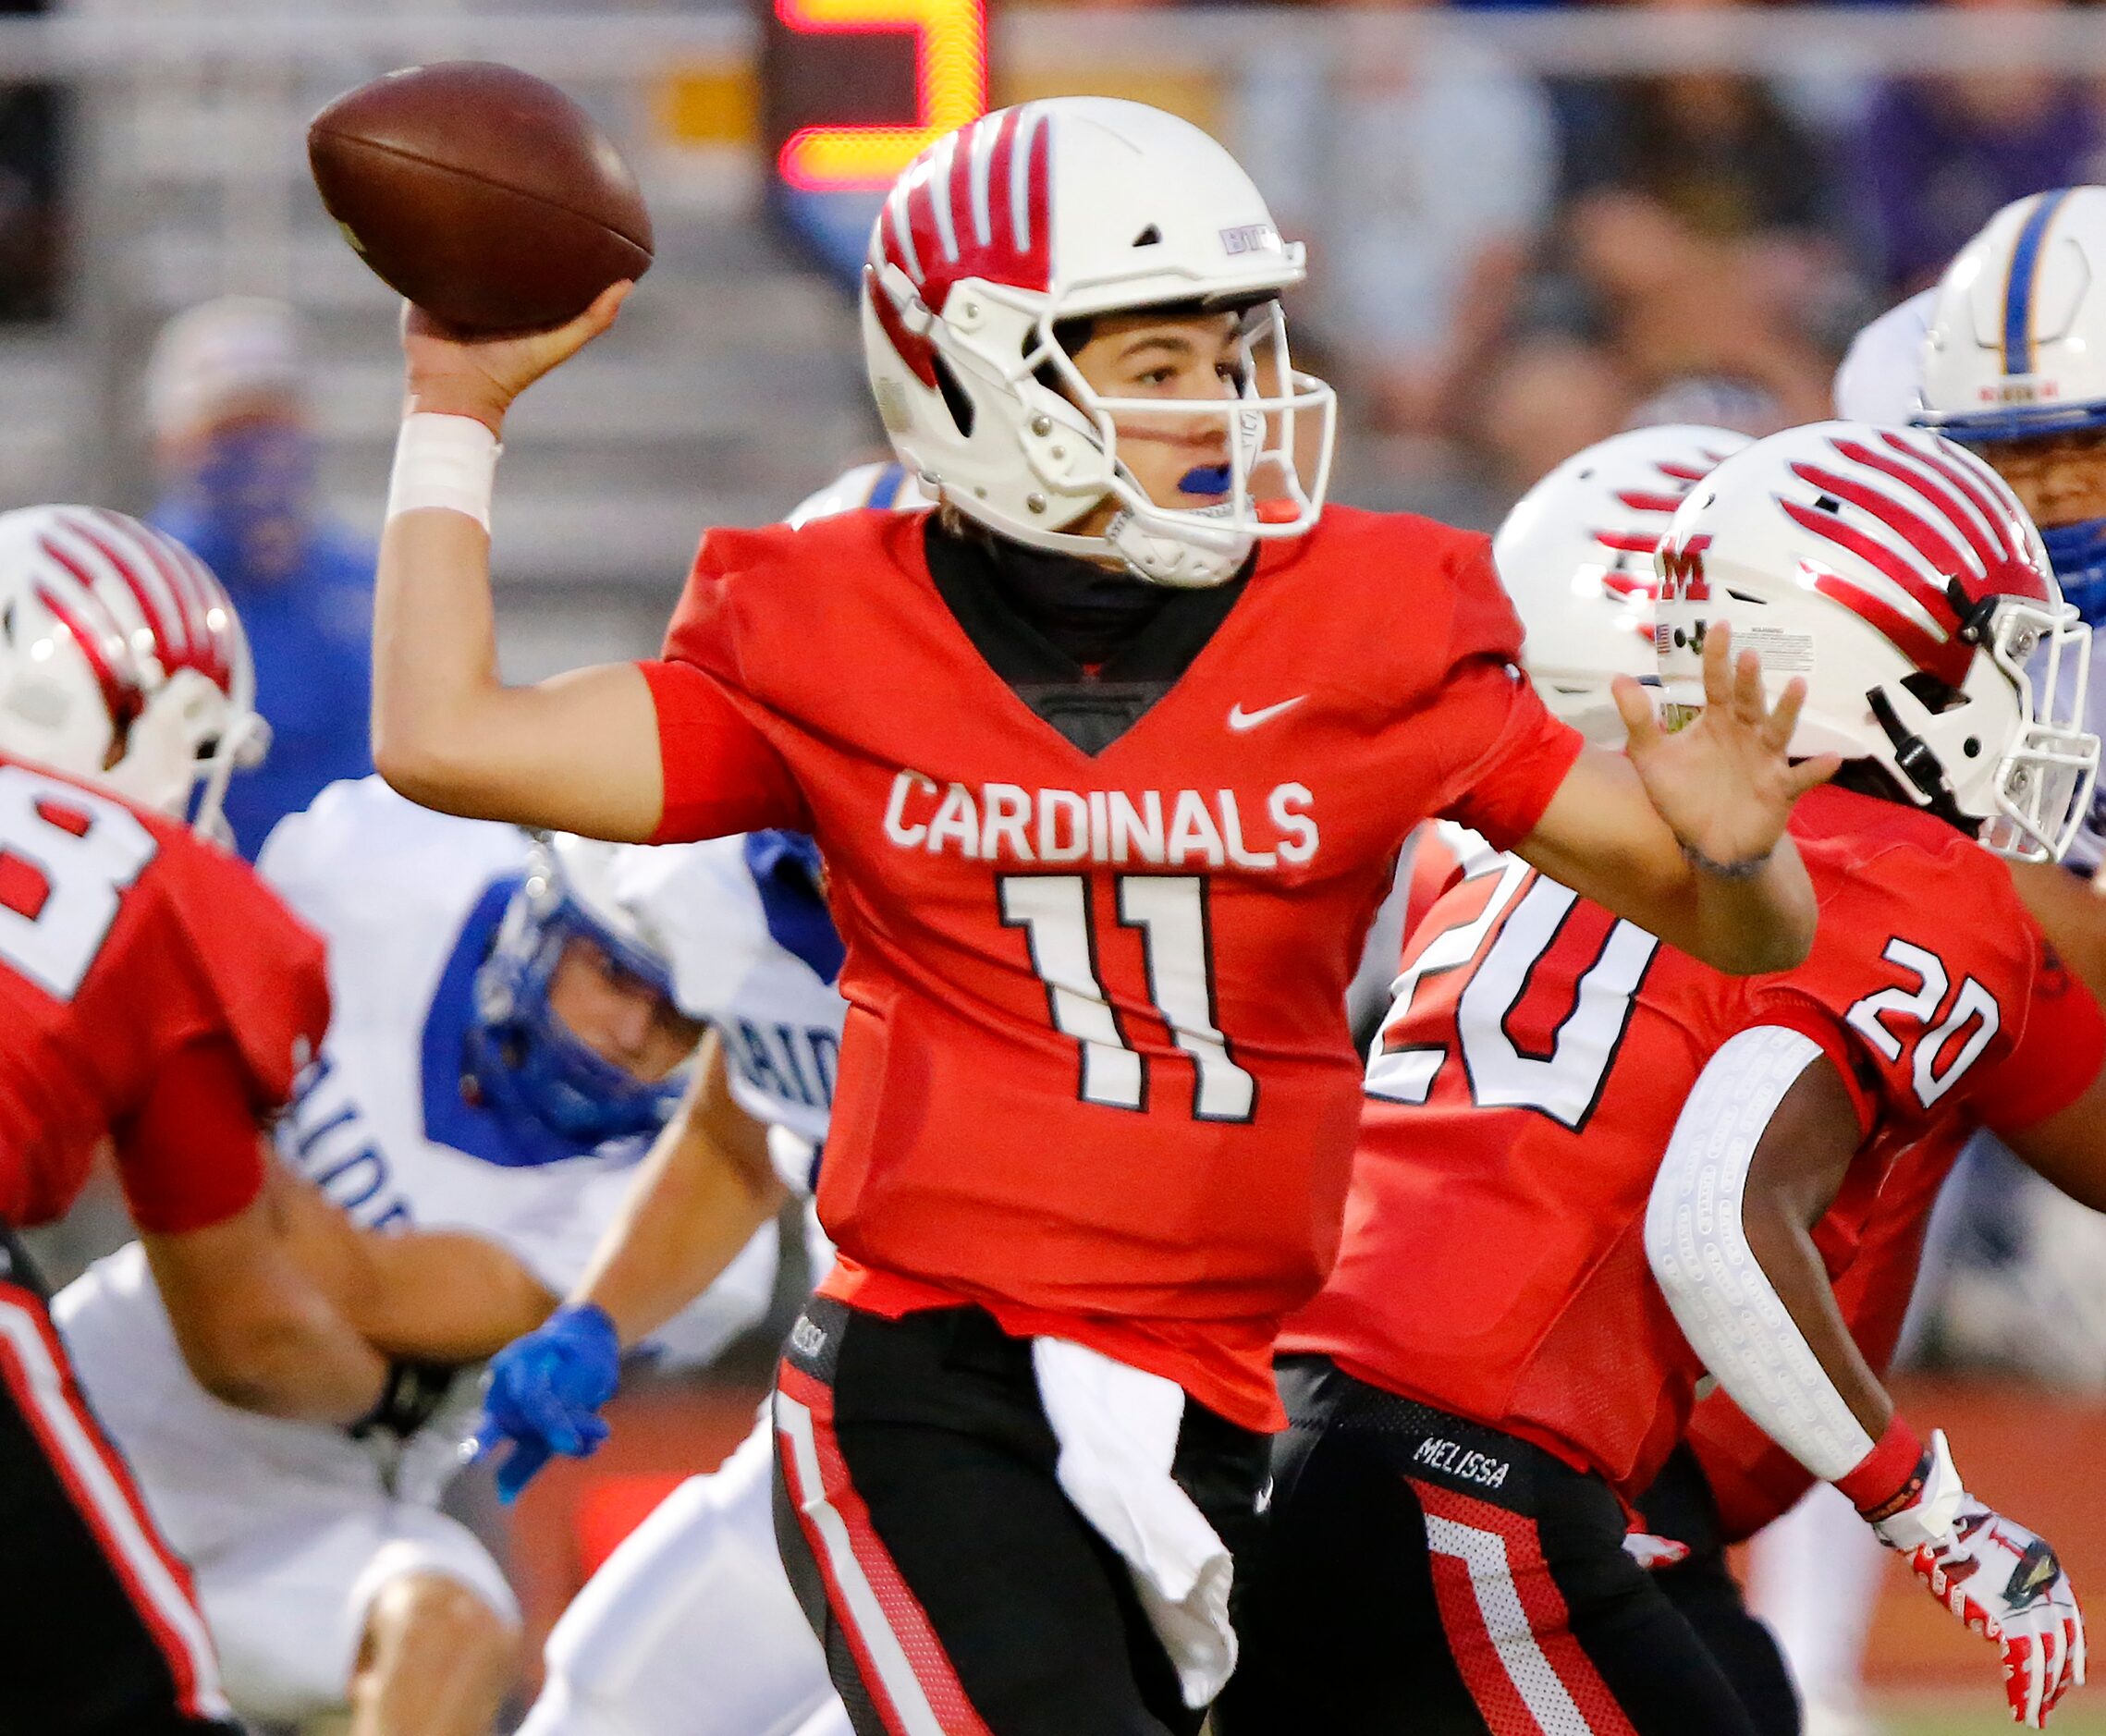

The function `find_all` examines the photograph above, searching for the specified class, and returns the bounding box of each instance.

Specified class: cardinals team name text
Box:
[884,773,1318,870]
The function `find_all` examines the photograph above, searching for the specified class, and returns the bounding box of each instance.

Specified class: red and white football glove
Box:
[1857,1428,2085,1728]
[1620,1527,1692,1571]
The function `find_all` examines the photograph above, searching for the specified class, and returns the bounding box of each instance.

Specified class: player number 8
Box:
[0,766,159,1003]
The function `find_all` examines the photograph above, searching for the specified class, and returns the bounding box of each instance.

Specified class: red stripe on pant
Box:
[0,1280,219,1722]
[1411,1479,1640,1736]
[776,1359,995,1736]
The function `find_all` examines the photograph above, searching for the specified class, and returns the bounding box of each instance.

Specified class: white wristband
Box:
[386,412,500,531]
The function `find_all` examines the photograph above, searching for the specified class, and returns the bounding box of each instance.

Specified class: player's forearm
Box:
[144,1219,389,1425]
[574,1126,787,1348]
[270,1165,558,1361]
[372,496,667,837]
[1520,752,1816,975]
[371,501,507,814]
[1675,836,1818,977]
[359,1236,559,1362]
[1531,829,1815,975]
[1736,1204,1893,1440]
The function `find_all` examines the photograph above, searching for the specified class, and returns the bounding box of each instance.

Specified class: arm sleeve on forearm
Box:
[1643,1024,1877,1483]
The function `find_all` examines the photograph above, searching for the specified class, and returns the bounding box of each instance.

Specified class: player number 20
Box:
[999,874,1256,1122]
[1365,864,1659,1130]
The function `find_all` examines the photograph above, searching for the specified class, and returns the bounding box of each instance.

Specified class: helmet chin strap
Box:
[1103,506,1254,588]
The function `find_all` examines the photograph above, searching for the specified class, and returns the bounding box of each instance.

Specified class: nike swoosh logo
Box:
[1228,695,1307,732]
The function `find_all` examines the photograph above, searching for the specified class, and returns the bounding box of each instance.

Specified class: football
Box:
[308,61,653,335]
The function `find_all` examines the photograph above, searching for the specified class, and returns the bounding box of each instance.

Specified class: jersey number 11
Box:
[999,874,1257,1123]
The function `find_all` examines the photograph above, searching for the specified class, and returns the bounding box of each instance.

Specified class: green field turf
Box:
[1869,1699,2106,1735]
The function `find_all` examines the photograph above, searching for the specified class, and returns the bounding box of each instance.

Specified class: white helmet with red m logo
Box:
[860,97,1336,588]
[1493,425,1750,745]
[1655,422,2097,861]
[0,506,265,837]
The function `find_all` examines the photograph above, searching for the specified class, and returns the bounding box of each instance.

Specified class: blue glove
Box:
[471,1303,621,1503]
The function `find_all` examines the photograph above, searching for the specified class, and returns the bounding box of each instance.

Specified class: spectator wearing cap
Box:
[146,296,373,857]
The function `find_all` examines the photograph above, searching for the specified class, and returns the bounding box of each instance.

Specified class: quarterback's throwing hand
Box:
[402,279,631,434]
[471,1302,622,1504]
[1612,622,1840,873]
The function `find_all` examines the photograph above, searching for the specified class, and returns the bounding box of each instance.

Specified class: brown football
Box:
[308,61,653,335]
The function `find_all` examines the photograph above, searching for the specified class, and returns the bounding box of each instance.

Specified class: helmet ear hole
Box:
[1901,670,1967,714]
[930,355,976,439]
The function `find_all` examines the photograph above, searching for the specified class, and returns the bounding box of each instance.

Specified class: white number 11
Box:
[999,874,1256,1123]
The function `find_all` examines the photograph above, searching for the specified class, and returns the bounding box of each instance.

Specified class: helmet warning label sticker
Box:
[1740,624,1816,676]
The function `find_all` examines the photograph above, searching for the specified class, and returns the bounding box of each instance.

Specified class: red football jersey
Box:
[643,507,1581,1428]
[0,755,330,1231]
[1282,784,2105,1494]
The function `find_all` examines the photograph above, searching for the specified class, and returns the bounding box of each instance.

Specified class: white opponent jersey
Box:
[1831,289,1934,427]
[54,778,780,1537]
[608,831,850,1195]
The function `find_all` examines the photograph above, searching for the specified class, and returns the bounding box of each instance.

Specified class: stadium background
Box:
[4,0,2106,1729]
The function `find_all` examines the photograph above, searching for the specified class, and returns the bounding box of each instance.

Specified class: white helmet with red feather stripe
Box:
[1493,425,1751,744]
[861,97,1335,588]
[1655,422,2097,861]
[0,506,264,837]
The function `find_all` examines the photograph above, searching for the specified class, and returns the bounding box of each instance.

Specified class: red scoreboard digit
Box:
[763,0,988,193]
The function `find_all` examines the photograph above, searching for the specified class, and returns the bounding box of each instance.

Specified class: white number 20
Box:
[0,765,158,1001]
[1365,869,1659,1131]
[1844,938,2002,1109]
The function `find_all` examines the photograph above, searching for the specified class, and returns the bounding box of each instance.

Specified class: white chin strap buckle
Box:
[1104,509,1253,590]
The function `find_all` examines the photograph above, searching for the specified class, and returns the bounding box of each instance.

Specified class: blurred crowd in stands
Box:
[6,0,2106,530]
[1228,0,2106,520]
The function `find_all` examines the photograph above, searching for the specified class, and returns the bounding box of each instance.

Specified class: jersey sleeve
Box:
[159,841,332,1114]
[636,662,810,846]
[1980,929,2106,1134]
[111,1034,268,1233]
[1733,984,1879,1134]
[643,532,813,846]
[1428,539,1586,851]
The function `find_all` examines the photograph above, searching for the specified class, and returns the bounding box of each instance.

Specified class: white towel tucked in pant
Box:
[1030,1338,1237,1708]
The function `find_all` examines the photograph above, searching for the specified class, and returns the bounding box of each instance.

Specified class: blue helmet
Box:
[1916,188,2106,625]
[466,835,690,1149]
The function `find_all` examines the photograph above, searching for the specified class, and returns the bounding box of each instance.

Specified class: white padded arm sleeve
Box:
[1644,1025,1877,1482]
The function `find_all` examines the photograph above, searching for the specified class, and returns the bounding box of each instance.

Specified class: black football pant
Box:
[1630,1445,1802,1736]
[1215,1355,1769,1736]
[772,1296,1271,1736]
[0,1229,239,1735]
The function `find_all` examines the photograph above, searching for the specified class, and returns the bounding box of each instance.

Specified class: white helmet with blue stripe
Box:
[469,832,692,1152]
[1917,187,2106,618]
